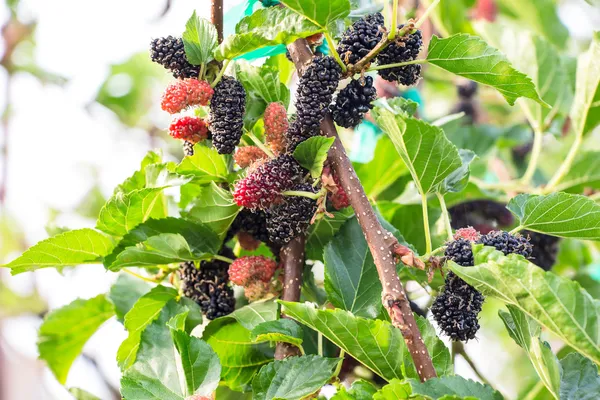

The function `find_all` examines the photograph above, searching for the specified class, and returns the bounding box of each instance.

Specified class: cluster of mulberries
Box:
[266,183,318,245]
[287,56,341,150]
[449,200,514,234]
[376,25,423,85]
[179,248,236,320]
[523,230,560,271]
[233,155,305,210]
[150,36,199,79]
[433,230,534,341]
[209,76,247,154]
[336,13,385,66]
[330,76,377,128]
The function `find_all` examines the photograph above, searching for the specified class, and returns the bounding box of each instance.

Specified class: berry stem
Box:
[246,131,275,158]
[282,190,321,200]
[366,58,428,72]
[123,268,161,283]
[211,59,231,88]
[415,0,441,30]
[388,0,399,41]
[436,192,454,241]
[421,193,433,254]
[199,62,206,80]
[333,349,346,377]
[324,32,347,73]
[509,225,524,235]
[212,254,234,264]
[288,38,437,382]
[543,130,583,193]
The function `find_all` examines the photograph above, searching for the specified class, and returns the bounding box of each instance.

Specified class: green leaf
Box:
[280,0,351,29]
[324,215,385,318]
[182,11,218,65]
[559,352,600,399]
[104,217,221,270]
[280,302,451,381]
[114,151,163,194]
[229,300,279,331]
[374,377,503,400]
[121,300,201,400]
[96,188,168,237]
[175,144,229,184]
[117,286,179,370]
[499,305,561,398]
[214,7,322,61]
[507,193,600,241]
[570,32,600,138]
[252,355,339,400]
[203,317,274,392]
[183,183,240,239]
[372,110,462,195]
[431,0,475,37]
[553,152,600,193]
[331,379,378,400]
[450,245,600,365]
[2,229,114,275]
[234,60,290,107]
[38,295,115,384]
[169,325,221,396]
[427,34,546,106]
[107,273,151,323]
[305,208,354,261]
[496,0,569,49]
[109,234,199,270]
[68,388,101,400]
[251,319,304,348]
[293,136,335,179]
[438,149,476,194]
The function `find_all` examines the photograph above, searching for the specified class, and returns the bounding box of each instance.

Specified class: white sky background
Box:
[0,0,598,399]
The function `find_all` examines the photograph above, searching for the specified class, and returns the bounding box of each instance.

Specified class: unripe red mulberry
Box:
[228,256,278,286]
[161,79,214,114]
[453,227,480,242]
[233,155,304,210]
[330,173,350,210]
[168,116,209,143]
[264,102,288,154]
[244,280,271,302]
[234,146,268,168]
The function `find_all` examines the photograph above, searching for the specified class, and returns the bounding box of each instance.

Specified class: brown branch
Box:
[275,235,306,360]
[286,38,437,381]
[211,0,224,43]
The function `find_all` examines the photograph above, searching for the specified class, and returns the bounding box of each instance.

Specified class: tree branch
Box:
[286,38,437,381]
[211,0,224,43]
[275,235,305,359]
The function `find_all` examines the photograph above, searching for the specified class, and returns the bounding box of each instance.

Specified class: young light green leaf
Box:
[183,183,240,239]
[372,97,419,117]
[182,11,218,65]
[331,379,378,400]
[499,305,561,398]
[252,355,340,400]
[427,34,546,106]
[559,352,600,399]
[169,326,221,396]
[2,228,114,275]
[115,150,163,194]
[293,136,335,179]
[372,109,462,195]
[214,7,322,61]
[250,319,304,348]
[450,245,600,365]
[280,302,451,381]
[305,208,354,261]
[38,295,115,384]
[508,193,600,240]
[570,32,600,138]
[553,152,600,193]
[374,377,504,400]
[175,144,229,184]
[229,300,279,331]
[202,317,274,392]
[438,149,477,194]
[117,286,179,370]
[68,388,101,400]
[107,273,151,323]
[280,0,351,29]
[235,60,290,107]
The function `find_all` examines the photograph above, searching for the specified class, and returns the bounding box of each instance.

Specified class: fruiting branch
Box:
[287,38,437,382]
[275,235,306,359]
[211,0,224,43]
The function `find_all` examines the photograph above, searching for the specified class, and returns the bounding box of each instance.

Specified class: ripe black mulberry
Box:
[478,230,533,259]
[150,36,199,79]
[523,230,560,271]
[209,76,246,154]
[330,76,377,128]
[336,13,385,66]
[375,25,422,85]
[266,183,318,245]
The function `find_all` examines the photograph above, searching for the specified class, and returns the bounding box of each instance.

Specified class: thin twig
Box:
[287,38,436,382]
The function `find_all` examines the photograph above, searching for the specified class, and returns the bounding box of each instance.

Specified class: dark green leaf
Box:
[451,245,600,365]
[306,208,354,261]
[251,319,304,348]
[293,136,335,179]
[182,11,218,65]
[427,34,546,106]
[252,355,339,400]
[280,0,351,29]
[3,229,114,275]
[183,183,240,239]
[508,193,600,240]
[38,295,115,384]
[559,352,600,400]
[107,273,151,323]
[235,60,290,107]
